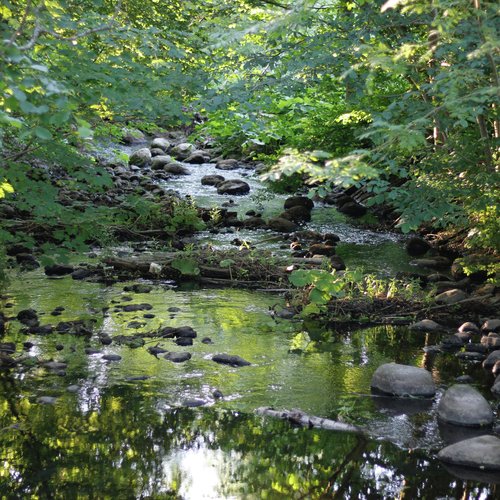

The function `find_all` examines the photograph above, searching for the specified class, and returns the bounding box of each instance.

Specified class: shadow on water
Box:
[0,377,497,498]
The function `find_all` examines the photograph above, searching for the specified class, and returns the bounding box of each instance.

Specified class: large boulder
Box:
[284,196,314,211]
[309,243,336,257]
[185,150,210,164]
[129,148,151,167]
[370,363,436,397]
[212,353,251,367]
[150,137,171,151]
[482,318,500,333]
[338,201,367,217]
[280,205,312,223]
[267,217,298,233]
[483,351,500,371]
[409,319,441,332]
[437,384,493,427]
[216,159,240,170]
[164,163,190,175]
[171,142,196,160]
[405,236,431,256]
[435,288,468,305]
[217,179,250,195]
[410,256,451,269]
[121,128,145,145]
[151,155,174,170]
[201,174,225,186]
[438,435,500,471]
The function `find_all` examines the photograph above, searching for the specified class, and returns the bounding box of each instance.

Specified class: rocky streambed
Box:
[0,132,498,497]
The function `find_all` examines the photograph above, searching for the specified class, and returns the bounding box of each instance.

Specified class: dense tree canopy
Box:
[0,0,499,266]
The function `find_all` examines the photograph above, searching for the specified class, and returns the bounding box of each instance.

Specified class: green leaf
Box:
[289,269,313,287]
[34,126,53,140]
[171,257,200,276]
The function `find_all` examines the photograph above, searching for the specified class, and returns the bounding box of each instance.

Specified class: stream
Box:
[0,143,497,498]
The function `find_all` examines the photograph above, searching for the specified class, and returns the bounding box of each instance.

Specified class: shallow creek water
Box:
[0,149,497,497]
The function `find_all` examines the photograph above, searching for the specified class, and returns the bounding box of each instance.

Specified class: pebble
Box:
[102,354,122,361]
[37,396,58,404]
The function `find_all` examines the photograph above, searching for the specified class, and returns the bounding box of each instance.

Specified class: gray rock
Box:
[150,137,170,151]
[201,174,225,186]
[164,162,190,175]
[482,319,500,333]
[370,363,436,397]
[164,352,191,363]
[37,396,58,404]
[435,289,468,305]
[212,353,251,367]
[338,201,367,217]
[481,335,500,349]
[43,361,67,370]
[151,155,173,170]
[405,236,431,256]
[437,384,493,427]
[102,354,122,361]
[171,142,195,160]
[267,217,298,233]
[284,196,314,210]
[438,435,500,470]
[455,351,485,362]
[217,179,250,195]
[175,337,193,346]
[150,147,165,157]
[122,128,145,145]
[84,348,101,355]
[182,399,206,407]
[409,319,441,332]
[483,351,500,370]
[67,385,79,393]
[185,150,210,164]
[492,377,500,396]
[410,257,451,269]
[216,159,240,170]
[129,148,151,167]
[281,205,312,223]
[458,321,480,333]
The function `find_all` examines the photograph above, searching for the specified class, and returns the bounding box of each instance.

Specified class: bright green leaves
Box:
[171,257,200,277]
[0,180,14,198]
[33,126,53,140]
[289,268,346,316]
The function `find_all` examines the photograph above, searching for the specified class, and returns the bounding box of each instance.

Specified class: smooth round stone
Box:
[437,384,493,427]
[67,385,79,393]
[370,363,436,397]
[182,399,206,407]
[409,319,441,332]
[456,351,485,362]
[37,396,57,405]
[438,435,500,470]
[483,351,500,371]
[43,361,67,370]
[85,348,101,355]
[458,321,479,333]
[164,352,191,363]
[102,354,122,361]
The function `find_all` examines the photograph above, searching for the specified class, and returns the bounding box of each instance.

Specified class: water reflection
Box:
[0,382,495,498]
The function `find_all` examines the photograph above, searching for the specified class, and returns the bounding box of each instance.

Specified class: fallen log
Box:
[255,407,365,434]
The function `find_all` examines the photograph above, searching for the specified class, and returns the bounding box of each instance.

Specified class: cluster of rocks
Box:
[322,191,368,218]
[370,361,499,474]
[412,318,500,397]
[402,236,499,311]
